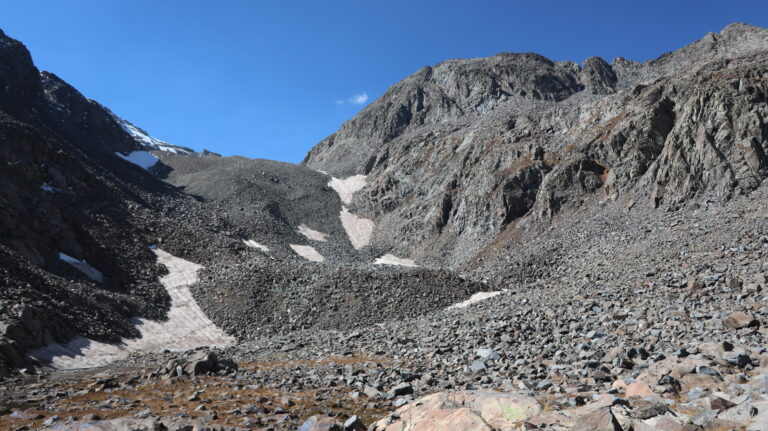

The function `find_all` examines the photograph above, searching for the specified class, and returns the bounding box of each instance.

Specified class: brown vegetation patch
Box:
[1,356,395,430]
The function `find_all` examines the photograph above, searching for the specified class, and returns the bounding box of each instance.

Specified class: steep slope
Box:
[302,23,768,268]
[152,152,490,341]
[0,29,247,372]
[0,28,489,373]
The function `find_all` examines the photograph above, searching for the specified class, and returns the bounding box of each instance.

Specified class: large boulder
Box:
[571,407,623,431]
[43,416,235,430]
[723,311,760,329]
[158,351,237,378]
[299,415,343,431]
[370,390,541,431]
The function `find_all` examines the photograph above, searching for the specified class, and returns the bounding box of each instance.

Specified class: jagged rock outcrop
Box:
[303,23,768,268]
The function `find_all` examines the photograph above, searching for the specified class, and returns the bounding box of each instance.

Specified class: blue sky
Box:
[2,1,767,163]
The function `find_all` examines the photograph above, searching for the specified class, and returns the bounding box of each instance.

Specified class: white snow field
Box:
[242,239,269,253]
[328,175,367,205]
[373,254,418,267]
[29,249,235,369]
[297,224,329,242]
[118,119,191,154]
[58,253,104,282]
[114,151,159,170]
[289,244,325,262]
[339,208,374,250]
[447,290,507,310]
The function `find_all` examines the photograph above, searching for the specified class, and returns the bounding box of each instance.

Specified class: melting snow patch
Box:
[119,120,190,154]
[243,239,269,253]
[374,254,418,267]
[340,207,374,250]
[30,249,235,369]
[115,151,159,170]
[289,244,325,262]
[58,253,104,283]
[328,175,367,205]
[41,182,59,193]
[447,290,507,310]
[297,224,328,242]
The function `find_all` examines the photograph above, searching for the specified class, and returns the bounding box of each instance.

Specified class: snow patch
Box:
[242,239,269,253]
[30,249,235,369]
[41,182,59,193]
[289,244,325,262]
[374,254,418,267]
[58,253,104,283]
[340,207,374,250]
[328,175,367,205]
[297,224,329,242]
[115,151,159,170]
[119,120,190,154]
[447,290,507,310]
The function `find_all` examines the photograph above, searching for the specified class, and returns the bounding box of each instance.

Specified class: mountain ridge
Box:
[301,22,768,270]
[302,22,768,177]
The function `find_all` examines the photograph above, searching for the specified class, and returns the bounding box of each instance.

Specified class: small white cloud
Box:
[350,92,368,104]
[336,92,369,105]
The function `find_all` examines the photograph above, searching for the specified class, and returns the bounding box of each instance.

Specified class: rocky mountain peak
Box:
[580,56,617,94]
[304,24,768,177]
[0,29,44,117]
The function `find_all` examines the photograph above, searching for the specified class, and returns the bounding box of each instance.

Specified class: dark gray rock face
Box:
[0,29,236,371]
[303,23,768,268]
[580,56,618,95]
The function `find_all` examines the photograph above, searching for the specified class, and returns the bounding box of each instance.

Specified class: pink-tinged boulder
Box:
[723,311,759,329]
[633,414,692,431]
[299,415,343,431]
[370,390,542,431]
[680,373,724,392]
[571,407,623,431]
[625,381,655,398]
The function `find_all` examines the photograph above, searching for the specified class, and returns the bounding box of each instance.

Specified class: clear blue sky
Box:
[2,1,766,163]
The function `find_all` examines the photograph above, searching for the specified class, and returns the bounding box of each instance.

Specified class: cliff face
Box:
[0,28,195,370]
[302,23,768,267]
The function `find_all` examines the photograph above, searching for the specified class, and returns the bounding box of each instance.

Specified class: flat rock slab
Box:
[45,416,226,431]
[299,415,343,431]
[571,407,622,431]
[723,311,760,329]
[370,390,541,431]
